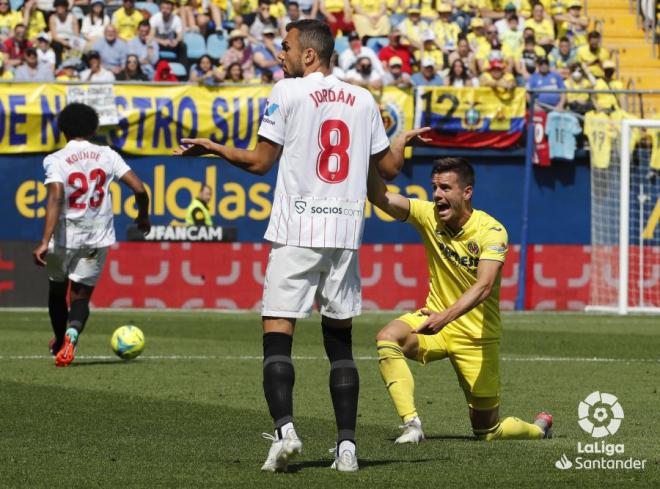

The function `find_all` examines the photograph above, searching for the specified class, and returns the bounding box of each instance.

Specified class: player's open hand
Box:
[32,242,48,267]
[402,127,432,146]
[412,308,448,335]
[173,138,215,156]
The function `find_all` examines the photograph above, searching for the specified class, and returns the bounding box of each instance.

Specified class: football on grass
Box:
[111,325,145,360]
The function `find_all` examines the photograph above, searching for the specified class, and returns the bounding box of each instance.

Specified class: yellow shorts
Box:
[398,310,501,409]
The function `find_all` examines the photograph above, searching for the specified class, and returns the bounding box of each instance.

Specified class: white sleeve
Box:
[43,156,65,185]
[370,101,390,155]
[110,150,131,180]
[257,80,287,146]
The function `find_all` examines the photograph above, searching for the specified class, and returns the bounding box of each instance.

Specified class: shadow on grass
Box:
[422,434,475,441]
[286,457,436,473]
[70,359,128,367]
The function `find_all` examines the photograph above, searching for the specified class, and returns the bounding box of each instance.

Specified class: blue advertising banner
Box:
[3,154,593,244]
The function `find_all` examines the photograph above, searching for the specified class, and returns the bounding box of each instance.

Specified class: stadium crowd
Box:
[0,0,623,111]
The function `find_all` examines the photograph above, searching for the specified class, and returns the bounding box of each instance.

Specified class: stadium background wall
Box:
[0,152,608,311]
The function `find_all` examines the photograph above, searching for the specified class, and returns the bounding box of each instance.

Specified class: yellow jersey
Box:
[269,1,286,19]
[325,0,346,13]
[524,18,555,43]
[25,10,46,41]
[234,0,258,15]
[0,11,21,33]
[577,45,609,78]
[406,200,508,339]
[584,111,612,169]
[593,78,622,111]
[431,19,461,51]
[352,0,382,15]
[112,7,144,41]
[565,77,591,104]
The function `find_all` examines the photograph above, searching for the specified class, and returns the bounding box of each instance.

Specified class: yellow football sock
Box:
[475,416,544,440]
[377,340,418,422]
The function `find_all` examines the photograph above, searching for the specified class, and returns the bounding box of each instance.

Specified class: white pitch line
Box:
[0,354,659,363]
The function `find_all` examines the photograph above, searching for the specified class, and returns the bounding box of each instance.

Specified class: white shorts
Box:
[46,245,109,286]
[261,244,361,320]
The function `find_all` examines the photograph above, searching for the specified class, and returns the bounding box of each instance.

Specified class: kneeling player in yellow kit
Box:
[367,157,552,443]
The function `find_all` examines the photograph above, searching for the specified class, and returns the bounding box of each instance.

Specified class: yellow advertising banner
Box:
[0,84,414,155]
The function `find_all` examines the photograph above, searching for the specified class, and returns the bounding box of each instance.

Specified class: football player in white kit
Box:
[32,103,151,367]
[175,20,429,472]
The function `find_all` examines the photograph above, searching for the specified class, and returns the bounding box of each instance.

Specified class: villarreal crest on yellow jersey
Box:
[406,199,508,339]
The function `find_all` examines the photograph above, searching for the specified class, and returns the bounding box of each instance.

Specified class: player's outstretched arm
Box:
[174,136,282,176]
[372,127,431,181]
[32,182,64,266]
[413,259,503,335]
[367,160,410,221]
[120,170,151,235]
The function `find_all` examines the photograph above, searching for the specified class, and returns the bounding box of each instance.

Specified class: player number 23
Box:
[316,119,350,184]
[68,169,107,209]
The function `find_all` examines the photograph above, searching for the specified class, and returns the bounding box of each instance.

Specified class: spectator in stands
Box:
[181,0,223,37]
[248,0,278,44]
[593,59,623,111]
[36,32,55,71]
[564,63,594,114]
[82,0,111,49]
[480,58,515,93]
[153,59,178,81]
[22,1,46,42]
[411,57,443,86]
[0,0,21,44]
[467,17,490,61]
[14,46,53,80]
[330,50,345,79]
[517,33,542,80]
[557,1,588,48]
[116,53,148,80]
[0,56,12,79]
[352,0,390,39]
[93,24,127,76]
[526,56,565,109]
[524,2,554,53]
[2,22,31,68]
[127,20,158,80]
[253,24,283,80]
[453,0,480,32]
[260,68,274,83]
[448,36,477,79]
[495,3,525,37]
[269,0,287,22]
[80,49,115,81]
[549,36,576,78]
[320,0,353,38]
[55,56,80,80]
[430,3,460,54]
[378,28,414,75]
[501,13,523,62]
[189,53,221,84]
[382,56,412,88]
[221,29,254,80]
[419,30,444,72]
[476,23,503,73]
[283,1,306,28]
[112,0,144,41]
[48,0,79,66]
[345,54,383,91]
[296,0,319,18]
[225,61,244,82]
[398,8,428,50]
[577,30,609,79]
[150,0,185,62]
[447,58,476,87]
[339,31,383,75]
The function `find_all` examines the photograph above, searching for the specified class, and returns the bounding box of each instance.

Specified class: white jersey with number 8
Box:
[258,72,390,250]
[43,139,131,249]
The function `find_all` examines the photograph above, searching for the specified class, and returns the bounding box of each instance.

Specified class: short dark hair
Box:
[288,1,299,7]
[58,103,99,139]
[138,19,150,29]
[286,19,334,67]
[559,36,570,43]
[431,157,475,188]
[588,30,601,39]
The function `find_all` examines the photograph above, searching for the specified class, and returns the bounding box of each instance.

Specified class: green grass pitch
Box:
[0,311,658,488]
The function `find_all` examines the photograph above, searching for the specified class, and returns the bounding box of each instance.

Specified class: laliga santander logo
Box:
[578,391,624,438]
